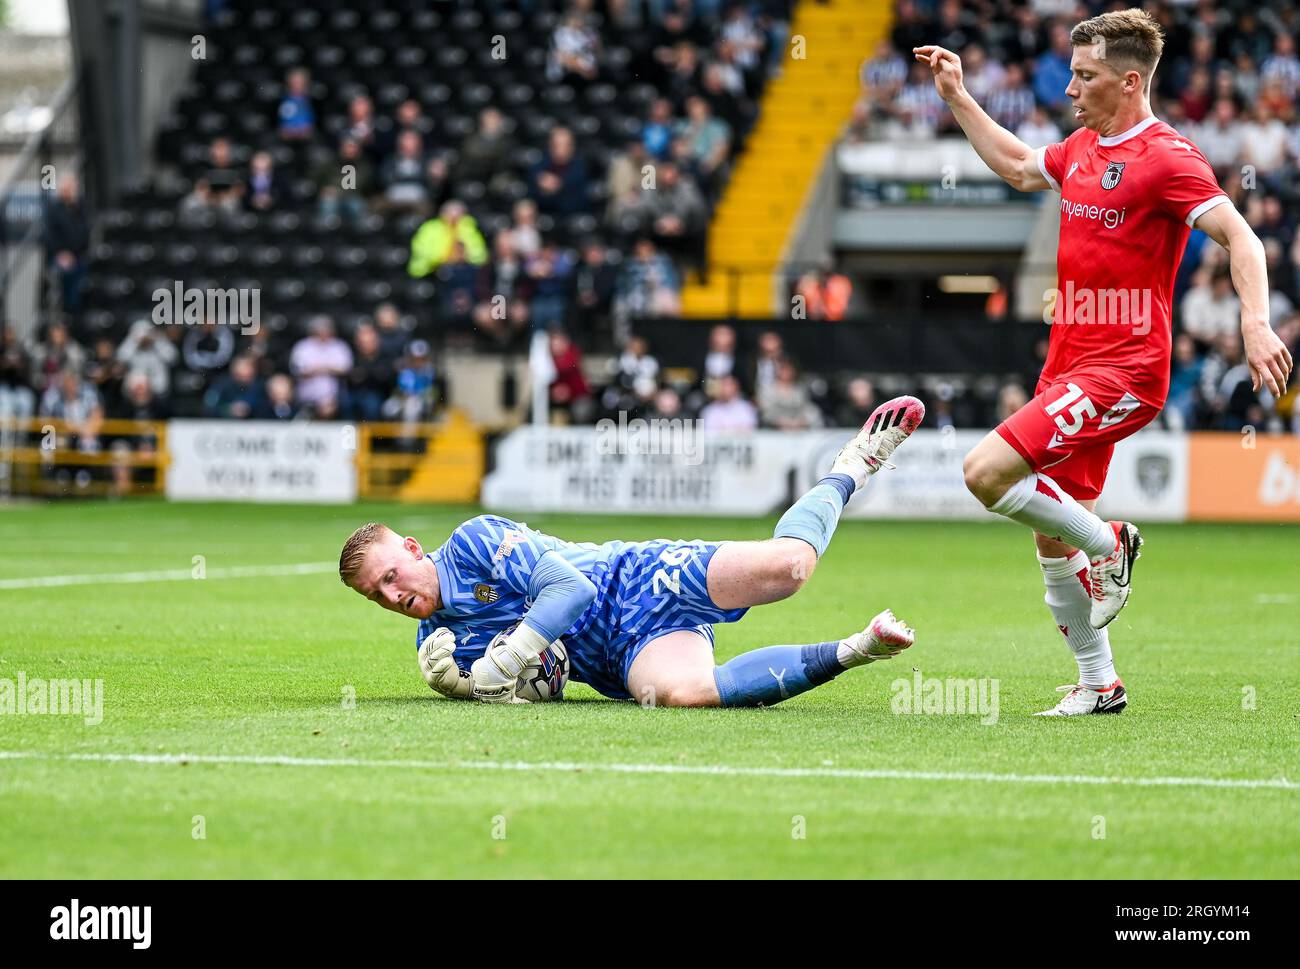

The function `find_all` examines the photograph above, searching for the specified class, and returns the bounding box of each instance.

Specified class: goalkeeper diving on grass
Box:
[339,395,925,706]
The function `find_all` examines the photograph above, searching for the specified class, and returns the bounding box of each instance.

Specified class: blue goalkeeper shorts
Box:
[564,539,749,700]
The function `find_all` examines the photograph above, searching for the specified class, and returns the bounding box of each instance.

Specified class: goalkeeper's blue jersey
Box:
[414,515,747,699]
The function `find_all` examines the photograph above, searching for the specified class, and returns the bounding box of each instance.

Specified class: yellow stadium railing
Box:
[354,410,485,502]
[0,417,169,497]
[1,411,486,502]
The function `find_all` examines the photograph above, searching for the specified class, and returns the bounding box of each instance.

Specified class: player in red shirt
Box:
[915,9,1292,716]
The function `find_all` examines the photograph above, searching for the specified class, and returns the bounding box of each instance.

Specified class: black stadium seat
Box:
[355,278,393,304]
[248,243,283,268]
[375,245,408,271]
[289,10,321,32]
[271,277,307,303]
[162,244,196,269]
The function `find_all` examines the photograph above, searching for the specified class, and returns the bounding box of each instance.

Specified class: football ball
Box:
[489,624,569,702]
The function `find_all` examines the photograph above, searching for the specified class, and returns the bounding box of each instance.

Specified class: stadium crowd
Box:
[3,0,1300,450]
[3,0,798,437]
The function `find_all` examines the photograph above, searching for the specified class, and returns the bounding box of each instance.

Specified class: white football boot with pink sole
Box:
[831,395,927,489]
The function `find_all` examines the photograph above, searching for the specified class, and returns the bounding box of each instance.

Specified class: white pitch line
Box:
[0,562,336,591]
[0,751,1293,791]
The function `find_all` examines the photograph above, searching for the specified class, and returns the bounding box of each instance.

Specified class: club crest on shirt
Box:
[1101,161,1125,190]
[474,583,499,603]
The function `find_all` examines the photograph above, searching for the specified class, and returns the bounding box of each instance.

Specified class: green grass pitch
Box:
[1,500,1296,878]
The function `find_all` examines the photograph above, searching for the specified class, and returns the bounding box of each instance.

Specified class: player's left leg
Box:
[625,613,915,709]
[1033,511,1127,718]
[708,394,926,611]
[705,538,820,610]
[1011,440,1128,716]
[963,430,1120,562]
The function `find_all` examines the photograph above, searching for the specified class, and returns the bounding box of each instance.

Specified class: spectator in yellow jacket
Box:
[407,200,489,277]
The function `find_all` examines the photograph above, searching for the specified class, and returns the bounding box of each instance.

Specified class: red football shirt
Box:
[1035,116,1229,407]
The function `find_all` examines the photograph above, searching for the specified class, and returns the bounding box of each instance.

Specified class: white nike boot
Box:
[1034,679,1128,716]
[1089,521,1143,629]
[831,395,926,489]
[838,609,916,668]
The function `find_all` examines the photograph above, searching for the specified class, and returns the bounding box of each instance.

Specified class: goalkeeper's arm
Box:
[471,553,596,699]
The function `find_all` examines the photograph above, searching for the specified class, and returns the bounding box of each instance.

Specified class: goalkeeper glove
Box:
[470,623,550,703]
[469,656,524,703]
[417,627,471,700]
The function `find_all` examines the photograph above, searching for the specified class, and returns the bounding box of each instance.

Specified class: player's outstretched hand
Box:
[469,656,529,704]
[418,627,472,700]
[913,45,964,102]
[1243,322,1293,397]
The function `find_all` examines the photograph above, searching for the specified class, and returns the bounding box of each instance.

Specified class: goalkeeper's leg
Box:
[706,394,925,612]
[625,613,915,709]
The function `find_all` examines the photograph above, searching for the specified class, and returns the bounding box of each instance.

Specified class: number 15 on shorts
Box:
[1045,382,1140,440]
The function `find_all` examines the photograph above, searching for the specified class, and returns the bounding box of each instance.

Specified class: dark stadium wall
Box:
[68,0,202,202]
[647,316,1043,377]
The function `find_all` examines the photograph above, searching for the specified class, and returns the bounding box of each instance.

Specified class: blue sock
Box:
[713,642,845,707]
[817,473,856,506]
[772,475,854,557]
